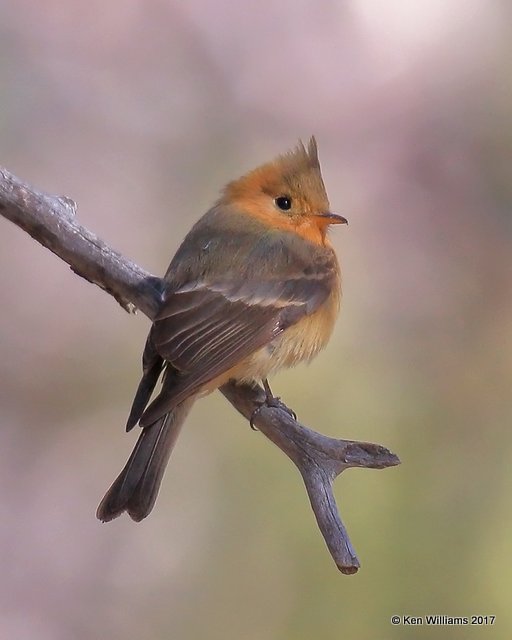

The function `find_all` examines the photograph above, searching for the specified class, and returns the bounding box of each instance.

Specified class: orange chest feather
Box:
[272,276,341,367]
[222,274,341,386]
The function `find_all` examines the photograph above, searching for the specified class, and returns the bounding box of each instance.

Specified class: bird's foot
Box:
[249,380,297,429]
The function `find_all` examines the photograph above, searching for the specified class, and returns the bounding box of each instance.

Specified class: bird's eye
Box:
[275,196,292,211]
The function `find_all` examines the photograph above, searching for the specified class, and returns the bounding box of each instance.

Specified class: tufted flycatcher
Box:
[97,137,347,522]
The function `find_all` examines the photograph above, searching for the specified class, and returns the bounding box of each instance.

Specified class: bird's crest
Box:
[222,136,328,209]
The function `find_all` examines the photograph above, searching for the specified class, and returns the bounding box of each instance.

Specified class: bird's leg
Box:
[262,378,277,404]
[250,379,297,429]
[263,379,297,419]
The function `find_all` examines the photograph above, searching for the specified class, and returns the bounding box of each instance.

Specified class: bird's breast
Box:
[232,273,341,383]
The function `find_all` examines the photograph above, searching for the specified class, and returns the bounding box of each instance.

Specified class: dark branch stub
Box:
[0,166,400,574]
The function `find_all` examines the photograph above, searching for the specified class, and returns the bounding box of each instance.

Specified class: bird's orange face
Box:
[220,137,347,245]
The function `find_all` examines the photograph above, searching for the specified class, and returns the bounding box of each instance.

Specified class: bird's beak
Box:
[316,212,348,225]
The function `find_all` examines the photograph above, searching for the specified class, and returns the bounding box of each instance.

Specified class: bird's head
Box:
[221,137,347,238]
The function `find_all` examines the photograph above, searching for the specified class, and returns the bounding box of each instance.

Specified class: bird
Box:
[96,137,347,523]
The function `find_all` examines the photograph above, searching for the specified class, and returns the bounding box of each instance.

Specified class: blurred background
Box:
[1,1,511,638]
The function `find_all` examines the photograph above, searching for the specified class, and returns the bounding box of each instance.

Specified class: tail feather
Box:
[97,398,194,522]
[126,334,164,432]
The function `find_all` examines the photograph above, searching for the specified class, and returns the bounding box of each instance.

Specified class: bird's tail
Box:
[96,398,194,523]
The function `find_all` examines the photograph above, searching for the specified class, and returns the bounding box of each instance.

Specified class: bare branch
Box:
[221,382,399,573]
[0,167,400,574]
[0,167,162,317]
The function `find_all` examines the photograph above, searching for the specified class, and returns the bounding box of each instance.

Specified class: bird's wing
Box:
[138,259,337,426]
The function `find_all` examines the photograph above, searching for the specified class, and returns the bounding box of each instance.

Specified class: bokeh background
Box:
[1,1,511,638]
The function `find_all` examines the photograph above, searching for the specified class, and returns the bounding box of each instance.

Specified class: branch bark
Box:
[0,166,400,574]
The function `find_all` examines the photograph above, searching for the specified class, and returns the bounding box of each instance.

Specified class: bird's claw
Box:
[249,396,297,430]
[249,408,260,430]
[272,398,297,421]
